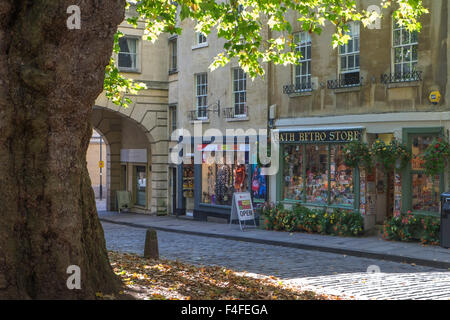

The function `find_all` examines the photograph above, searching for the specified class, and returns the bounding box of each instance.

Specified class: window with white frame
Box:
[169,37,177,73]
[294,32,312,91]
[233,68,247,117]
[118,37,138,71]
[339,22,360,86]
[196,73,208,119]
[392,20,418,78]
[169,105,177,134]
[197,32,207,45]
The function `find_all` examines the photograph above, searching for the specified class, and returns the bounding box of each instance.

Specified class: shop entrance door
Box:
[386,171,394,220]
[374,133,395,224]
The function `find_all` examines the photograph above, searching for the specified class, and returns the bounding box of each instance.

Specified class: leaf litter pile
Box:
[107,251,342,300]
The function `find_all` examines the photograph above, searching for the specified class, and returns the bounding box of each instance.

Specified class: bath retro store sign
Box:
[230,192,257,231]
[274,128,363,143]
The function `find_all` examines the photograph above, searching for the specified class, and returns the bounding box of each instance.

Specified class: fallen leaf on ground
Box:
[106,251,343,301]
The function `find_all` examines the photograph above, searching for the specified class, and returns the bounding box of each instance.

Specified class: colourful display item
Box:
[238,200,252,210]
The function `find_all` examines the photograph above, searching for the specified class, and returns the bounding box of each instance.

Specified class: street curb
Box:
[100,217,450,270]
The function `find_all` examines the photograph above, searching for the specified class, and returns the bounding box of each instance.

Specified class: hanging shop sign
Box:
[275,128,363,144]
[230,192,256,231]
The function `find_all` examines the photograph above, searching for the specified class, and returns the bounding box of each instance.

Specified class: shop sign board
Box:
[120,149,147,163]
[275,128,363,144]
[230,192,256,231]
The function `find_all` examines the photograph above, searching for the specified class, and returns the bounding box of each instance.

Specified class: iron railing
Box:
[327,75,363,89]
[188,109,209,121]
[283,81,313,94]
[380,71,422,84]
[223,106,248,119]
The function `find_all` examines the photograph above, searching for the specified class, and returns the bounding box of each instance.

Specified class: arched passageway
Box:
[90,105,169,214]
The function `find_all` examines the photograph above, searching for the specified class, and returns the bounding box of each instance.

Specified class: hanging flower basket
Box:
[421,137,450,177]
[342,140,373,170]
[371,139,411,171]
[390,139,411,170]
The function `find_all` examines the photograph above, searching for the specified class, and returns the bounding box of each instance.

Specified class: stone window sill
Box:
[225,116,249,122]
[192,42,208,50]
[385,81,421,89]
[334,86,361,94]
[288,91,313,98]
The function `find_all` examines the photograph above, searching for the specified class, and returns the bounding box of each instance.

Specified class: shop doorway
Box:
[373,133,395,224]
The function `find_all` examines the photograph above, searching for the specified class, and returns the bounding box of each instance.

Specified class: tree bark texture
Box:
[0,0,126,299]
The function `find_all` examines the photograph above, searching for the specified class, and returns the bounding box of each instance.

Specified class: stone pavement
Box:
[102,221,450,300]
[98,211,450,269]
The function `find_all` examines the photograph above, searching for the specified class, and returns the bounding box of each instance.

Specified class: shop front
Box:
[176,136,269,221]
[275,128,365,213]
[273,113,450,232]
[401,127,445,216]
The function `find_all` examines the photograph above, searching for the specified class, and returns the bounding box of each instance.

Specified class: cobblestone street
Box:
[102,221,450,300]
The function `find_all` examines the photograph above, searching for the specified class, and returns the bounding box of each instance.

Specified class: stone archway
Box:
[91,87,169,215]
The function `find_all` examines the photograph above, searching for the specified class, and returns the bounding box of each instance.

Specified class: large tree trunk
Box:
[0,0,126,299]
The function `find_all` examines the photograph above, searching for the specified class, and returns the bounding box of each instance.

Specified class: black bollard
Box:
[144,228,159,259]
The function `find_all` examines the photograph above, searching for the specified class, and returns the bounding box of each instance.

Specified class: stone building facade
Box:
[89,12,170,215]
[169,0,450,231]
[90,1,450,232]
[270,0,450,231]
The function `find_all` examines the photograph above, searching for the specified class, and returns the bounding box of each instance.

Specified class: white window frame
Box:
[169,104,177,134]
[392,19,418,78]
[192,31,208,50]
[293,32,312,92]
[117,36,139,72]
[169,37,177,73]
[197,32,207,44]
[338,22,360,86]
[195,73,208,120]
[232,68,247,117]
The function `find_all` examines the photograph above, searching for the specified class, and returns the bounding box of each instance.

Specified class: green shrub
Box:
[383,213,440,245]
[260,202,364,237]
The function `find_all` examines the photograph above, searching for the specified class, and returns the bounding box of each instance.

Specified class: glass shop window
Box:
[410,135,440,213]
[201,151,252,206]
[330,145,354,206]
[283,145,304,201]
[305,145,329,205]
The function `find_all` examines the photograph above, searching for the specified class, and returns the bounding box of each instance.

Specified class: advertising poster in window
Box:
[250,165,267,203]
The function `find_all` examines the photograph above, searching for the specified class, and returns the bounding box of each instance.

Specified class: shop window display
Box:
[251,165,267,202]
[282,143,355,207]
[215,164,233,205]
[410,135,441,213]
[412,173,440,213]
[183,163,194,198]
[201,153,249,206]
[411,136,433,170]
[234,163,247,192]
[283,145,304,201]
[305,145,328,204]
[330,145,354,206]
